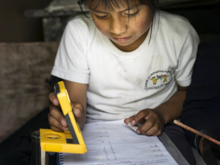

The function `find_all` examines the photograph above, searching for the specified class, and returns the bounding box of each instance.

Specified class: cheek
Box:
[136,20,148,30]
[130,11,153,33]
[130,20,150,35]
[93,19,108,34]
[134,17,152,37]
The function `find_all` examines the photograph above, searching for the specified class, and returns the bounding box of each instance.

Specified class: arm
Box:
[154,85,187,125]
[48,80,87,131]
[124,85,187,136]
[48,18,90,131]
[124,26,199,136]
[64,80,87,129]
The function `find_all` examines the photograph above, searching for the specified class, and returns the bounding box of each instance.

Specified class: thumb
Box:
[72,103,84,118]
[49,92,59,106]
[53,97,59,106]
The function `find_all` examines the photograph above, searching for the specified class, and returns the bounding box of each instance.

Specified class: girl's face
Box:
[88,0,153,52]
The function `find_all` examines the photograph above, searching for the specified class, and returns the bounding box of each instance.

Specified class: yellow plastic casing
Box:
[40,81,87,154]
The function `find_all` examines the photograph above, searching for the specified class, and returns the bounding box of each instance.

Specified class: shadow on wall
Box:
[0,0,52,42]
[0,42,59,143]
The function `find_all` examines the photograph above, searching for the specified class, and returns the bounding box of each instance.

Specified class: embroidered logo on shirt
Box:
[145,70,172,90]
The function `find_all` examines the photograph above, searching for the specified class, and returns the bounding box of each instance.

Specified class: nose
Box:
[109,16,127,35]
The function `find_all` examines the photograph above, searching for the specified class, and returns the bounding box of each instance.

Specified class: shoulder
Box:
[157,10,197,39]
[68,14,95,29]
[65,14,97,39]
[159,10,191,26]
[155,10,200,53]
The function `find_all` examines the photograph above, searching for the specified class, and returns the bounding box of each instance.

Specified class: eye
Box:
[95,15,108,19]
[124,10,139,17]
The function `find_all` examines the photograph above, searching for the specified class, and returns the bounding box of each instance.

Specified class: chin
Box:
[112,40,134,47]
[116,43,130,47]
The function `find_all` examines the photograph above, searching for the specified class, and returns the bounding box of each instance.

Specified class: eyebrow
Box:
[89,5,140,14]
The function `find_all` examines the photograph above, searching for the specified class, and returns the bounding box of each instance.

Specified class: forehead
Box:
[87,0,141,11]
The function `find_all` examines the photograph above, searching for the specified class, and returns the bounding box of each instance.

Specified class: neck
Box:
[111,30,149,52]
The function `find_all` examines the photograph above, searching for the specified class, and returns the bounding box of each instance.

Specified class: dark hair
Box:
[78,0,158,17]
[78,0,159,43]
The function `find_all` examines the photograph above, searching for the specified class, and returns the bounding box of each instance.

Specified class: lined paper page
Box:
[59,120,178,165]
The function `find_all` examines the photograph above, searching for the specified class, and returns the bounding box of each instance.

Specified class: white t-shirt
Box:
[51,10,200,123]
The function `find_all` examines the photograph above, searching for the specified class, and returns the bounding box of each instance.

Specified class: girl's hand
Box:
[124,109,165,136]
[48,92,85,132]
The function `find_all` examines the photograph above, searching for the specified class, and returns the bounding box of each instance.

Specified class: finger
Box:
[124,115,136,124]
[50,125,63,132]
[72,103,84,118]
[145,123,162,136]
[48,113,68,131]
[137,118,156,134]
[49,104,67,127]
[131,110,150,126]
[153,129,162,137]
[49,92,59,106]
[50,124,69,132]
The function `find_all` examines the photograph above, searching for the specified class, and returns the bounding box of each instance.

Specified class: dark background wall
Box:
[0,0,52,42]
[164,5,220,35]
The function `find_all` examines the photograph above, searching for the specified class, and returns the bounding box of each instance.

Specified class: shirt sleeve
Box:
[51,18,90,84]
[175,26,200,87]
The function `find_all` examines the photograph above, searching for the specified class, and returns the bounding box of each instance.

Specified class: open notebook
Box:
[57,120,178,165]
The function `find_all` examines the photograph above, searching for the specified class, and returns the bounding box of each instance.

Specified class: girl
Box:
[48,0,199,164]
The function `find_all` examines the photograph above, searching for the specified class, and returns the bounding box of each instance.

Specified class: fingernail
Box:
[61,120,66,126]
[53,98,59,105]
[137,130,140,134]
[74,108,81,116]
[131,120,136,125]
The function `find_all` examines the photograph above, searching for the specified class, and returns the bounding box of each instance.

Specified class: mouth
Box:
[112,36,131,42]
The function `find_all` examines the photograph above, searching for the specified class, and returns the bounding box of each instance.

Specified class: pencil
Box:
[173,120,220,146]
